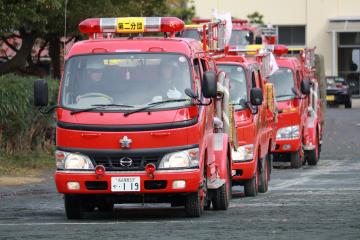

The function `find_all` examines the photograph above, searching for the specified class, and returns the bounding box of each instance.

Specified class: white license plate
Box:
[111,177,140,192]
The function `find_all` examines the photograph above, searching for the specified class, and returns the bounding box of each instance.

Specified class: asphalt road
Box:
[1,103,360,240]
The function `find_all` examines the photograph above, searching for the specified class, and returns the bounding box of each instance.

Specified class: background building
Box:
[193,0,360,95]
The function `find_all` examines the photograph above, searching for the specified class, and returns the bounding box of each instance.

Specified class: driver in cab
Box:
[76,59,112,105]
[152,60,184,102]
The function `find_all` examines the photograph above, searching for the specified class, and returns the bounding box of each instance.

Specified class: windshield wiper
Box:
[276,94,295,98]
[70,104,134,115]
[124,99,190,117]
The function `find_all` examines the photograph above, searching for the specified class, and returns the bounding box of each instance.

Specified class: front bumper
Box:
[272,138,301,153]
[55,169,201,194]
[231,157,256,181]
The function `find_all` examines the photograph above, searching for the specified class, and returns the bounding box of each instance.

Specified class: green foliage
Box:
[167,0,196,23]
[0,74,58,154]
[246,11,264,25]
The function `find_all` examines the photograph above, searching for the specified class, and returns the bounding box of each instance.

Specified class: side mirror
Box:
[250,88,263,106]
[202,70,217,98]
[301,79,311,95]
[34,79,49,106]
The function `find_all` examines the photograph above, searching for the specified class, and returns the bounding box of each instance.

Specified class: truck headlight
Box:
[231,144,254,162]
[276,125,300,140]
[55,150,94,170]
[158,148,199,169]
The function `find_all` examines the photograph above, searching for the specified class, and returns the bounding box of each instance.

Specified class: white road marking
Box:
[270,159,351,190]
[0,220,216,226]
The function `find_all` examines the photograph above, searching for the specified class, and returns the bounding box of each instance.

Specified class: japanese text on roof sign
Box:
[116,18,145,33]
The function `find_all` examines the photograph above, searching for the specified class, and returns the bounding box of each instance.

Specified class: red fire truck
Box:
[215,51,277,196]
[268,45,311,168]
[301,48,324,165]
[33,17,232,219]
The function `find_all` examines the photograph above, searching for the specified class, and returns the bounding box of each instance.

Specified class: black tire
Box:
[204,200,212,210]
[306,150,318,165]
[64,195,84,219]
[306,134,319,166]
[345,98,352,108]
[268,153,273,181]
[244,173,258,197]
[212,157,231,210]
[212,183,229,210]
[185,191,203,217]
[290,150,303,169]
[185,168,206,217]
[258,156,269,193]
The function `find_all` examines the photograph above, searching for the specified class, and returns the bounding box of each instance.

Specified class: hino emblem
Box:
[119,157,133,167]
[120,136,132,148]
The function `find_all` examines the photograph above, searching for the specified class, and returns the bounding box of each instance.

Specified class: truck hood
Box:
[57,107,197,125]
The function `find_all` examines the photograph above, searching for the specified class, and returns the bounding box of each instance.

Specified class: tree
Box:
[246,11,264,25]
[167,0,195,23]
[0,0,195,78]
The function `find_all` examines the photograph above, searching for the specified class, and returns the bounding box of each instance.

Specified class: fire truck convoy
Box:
[267,45,313,168]
[215,52,277,196]
[34,17,233,219]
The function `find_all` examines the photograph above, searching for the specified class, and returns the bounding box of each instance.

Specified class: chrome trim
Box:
[57,169,199,174]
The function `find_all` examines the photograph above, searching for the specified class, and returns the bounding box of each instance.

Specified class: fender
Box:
[304,114,317,150]
[213,132,230,181]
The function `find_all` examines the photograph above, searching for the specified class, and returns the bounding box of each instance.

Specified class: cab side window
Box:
[296,70,301,86]
[193,58,202,97]
[251,71,257,88]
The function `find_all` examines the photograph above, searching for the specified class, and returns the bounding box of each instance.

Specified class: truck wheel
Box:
[185,169,206,217]
[213,157,231,210]
[268,153,273,180]
[290,150,303,168]
[345,98,352,108]
[258,156,269,193]
[185,191,204,217]
[212,183,229,210]
[204,200,212,210]
[244,171,258,197]
[306,133,319,166]
[64,195,84,219]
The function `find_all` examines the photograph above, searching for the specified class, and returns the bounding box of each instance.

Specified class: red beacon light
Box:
[273,44,289,56]
[95,165,106,178]
[79,17,184,38]
[192,18,211,24]
[232,19,248,25]
[145,163,156,179]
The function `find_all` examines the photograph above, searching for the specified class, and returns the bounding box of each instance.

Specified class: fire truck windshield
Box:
[61,53,192,110]
[181,29,201,41]
[229,30,254,47]
[217,64,248,108]
[268,67,296,101]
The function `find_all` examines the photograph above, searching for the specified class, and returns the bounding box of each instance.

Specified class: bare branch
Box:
[1,37,19,52]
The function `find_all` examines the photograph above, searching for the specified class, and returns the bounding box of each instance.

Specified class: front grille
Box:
[144,180,167,190]
[85,181,108,190]
[92,154,162,171]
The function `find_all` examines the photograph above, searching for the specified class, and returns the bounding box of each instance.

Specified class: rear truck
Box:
[301,48,324,165]
[267,45,311,168]
[33,17,231,219]
[215,51,277,196]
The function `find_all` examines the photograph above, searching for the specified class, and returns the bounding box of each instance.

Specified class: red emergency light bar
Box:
[273,44,288,56]
[192,18,211,24]
[232,19,248,25]
[79,17,184,36]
